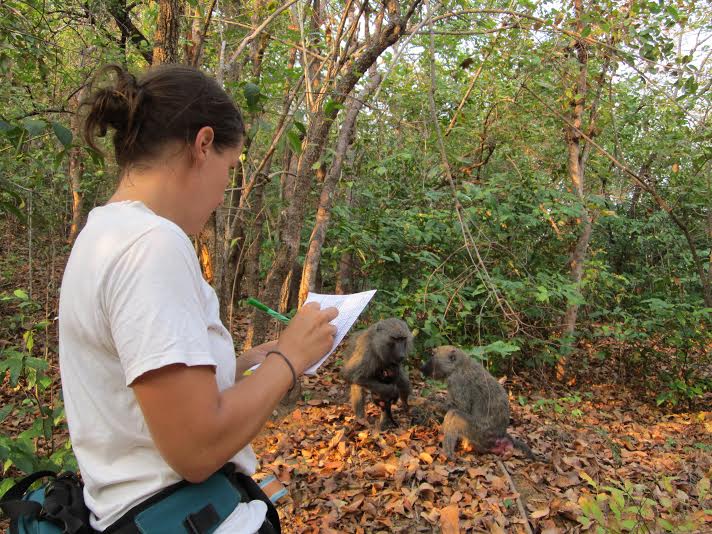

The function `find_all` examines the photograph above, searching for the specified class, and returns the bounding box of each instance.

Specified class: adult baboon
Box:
[420,345,541,460]
[341,318,412,429]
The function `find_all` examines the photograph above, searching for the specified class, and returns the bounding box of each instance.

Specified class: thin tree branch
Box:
[226,0,300,67]
[425,0,520,328]
[191,0,219,67]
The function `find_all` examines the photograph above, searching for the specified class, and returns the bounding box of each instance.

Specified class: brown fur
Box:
[341,318,412,429]
[421,345,542,460]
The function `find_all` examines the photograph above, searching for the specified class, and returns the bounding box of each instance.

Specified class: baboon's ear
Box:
[449,350,457,362]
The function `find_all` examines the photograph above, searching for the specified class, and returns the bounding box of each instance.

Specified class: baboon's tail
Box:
[508,434,546,462]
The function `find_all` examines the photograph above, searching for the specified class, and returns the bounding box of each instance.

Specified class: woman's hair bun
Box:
[82,65,144,152]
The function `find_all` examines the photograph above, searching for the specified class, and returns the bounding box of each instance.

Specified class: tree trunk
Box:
[67,102,85,243]
[335,252,355,294]
[67,50,92,244]
[152,0,181,65]
[298,72,382,305]
[244,3,417,347]
[558,0,589,381]
[108,0,153,64]
[241,181,268,302]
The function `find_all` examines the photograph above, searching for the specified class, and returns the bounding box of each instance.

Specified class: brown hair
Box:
[82,64,245,170]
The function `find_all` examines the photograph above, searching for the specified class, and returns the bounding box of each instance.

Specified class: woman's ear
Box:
[194,126,215,161]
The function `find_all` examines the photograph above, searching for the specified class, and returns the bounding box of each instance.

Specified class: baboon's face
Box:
[420,345,462,379]
[375,318,412,364]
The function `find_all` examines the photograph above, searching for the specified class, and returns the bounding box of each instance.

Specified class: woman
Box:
[58,63,337,533]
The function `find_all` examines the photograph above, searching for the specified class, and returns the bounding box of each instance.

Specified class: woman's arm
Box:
[132,303,337,482]
[235,340,278,378]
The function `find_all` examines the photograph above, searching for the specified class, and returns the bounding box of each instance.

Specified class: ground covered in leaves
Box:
[1,224,710,533]
[251,356,711,533]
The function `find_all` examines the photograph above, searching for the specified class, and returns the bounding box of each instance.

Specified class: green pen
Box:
[246,297,290,324]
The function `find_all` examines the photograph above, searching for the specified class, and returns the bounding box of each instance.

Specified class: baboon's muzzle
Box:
[420,358,434,377]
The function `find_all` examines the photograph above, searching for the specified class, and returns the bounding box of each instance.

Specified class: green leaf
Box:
[0,353,24,385]
[24,356,48,372]
[0,404,13,424]
[0,478,16,499]
[579,471,597,488]
[286,130,302,155]
[323,99,342,116]
[535,286,550,302]
[22,119,46,136]
[13,289,29,300]
[657,518,676,531]
[51,121,72,147]
[243,82,262,111]
[620,519,637,531]
[311,160,323,170]
[482,340,520,357]
[23,330,34,353]
[580,496,605,523]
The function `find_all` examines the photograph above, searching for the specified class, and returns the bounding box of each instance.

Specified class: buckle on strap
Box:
[183,504,220,534]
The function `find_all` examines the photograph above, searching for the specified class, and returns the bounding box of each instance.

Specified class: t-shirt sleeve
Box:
[104,225,216,386]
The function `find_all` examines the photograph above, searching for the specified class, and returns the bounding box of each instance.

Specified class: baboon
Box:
[341,318,412,429]
[420,345,542,460]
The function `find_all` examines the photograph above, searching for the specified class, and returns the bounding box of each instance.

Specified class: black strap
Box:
[258,518,279,534]
[0,498,43,520]
[106,466,281,534]
[0,471,56,524]
[0,470,57,503]
[183,504,219,534]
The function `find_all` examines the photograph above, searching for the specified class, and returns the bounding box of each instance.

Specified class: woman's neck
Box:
[109,167,191,233]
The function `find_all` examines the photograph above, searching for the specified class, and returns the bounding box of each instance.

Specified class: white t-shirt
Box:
[59,201,266,532]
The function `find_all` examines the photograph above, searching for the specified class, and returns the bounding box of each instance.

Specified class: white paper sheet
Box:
[302,289,377,375]
[246,289,376,376]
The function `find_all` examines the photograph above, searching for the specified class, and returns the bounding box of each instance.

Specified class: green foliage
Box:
[0,289,76,486]
[533,394,585,419]
[591,300,711,407]
[577,472,710,533]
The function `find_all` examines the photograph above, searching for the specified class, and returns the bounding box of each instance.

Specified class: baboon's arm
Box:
[354,377,399,399]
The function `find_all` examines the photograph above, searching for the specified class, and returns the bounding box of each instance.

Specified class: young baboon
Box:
[420,345,542,460]
[341,318,412,429]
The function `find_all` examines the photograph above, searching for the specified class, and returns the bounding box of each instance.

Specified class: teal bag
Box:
[11,487,60,534]
[132,472,239,534]
[0,471,92,534]
[103,470,242,534]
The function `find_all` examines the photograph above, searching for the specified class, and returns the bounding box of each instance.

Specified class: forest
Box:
[0,0,710,532]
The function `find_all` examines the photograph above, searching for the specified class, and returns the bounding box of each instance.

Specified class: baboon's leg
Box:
[442,409,475,457]
[351,384,365,418]
[378,398,397,430]
[395,370,411,415]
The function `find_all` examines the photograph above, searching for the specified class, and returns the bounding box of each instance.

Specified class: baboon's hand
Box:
[277,302,338,375]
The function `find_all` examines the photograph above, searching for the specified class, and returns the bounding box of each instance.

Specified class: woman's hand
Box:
[276,302,338,375]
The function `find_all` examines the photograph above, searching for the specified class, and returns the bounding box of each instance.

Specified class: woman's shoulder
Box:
[84,201,190,247]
